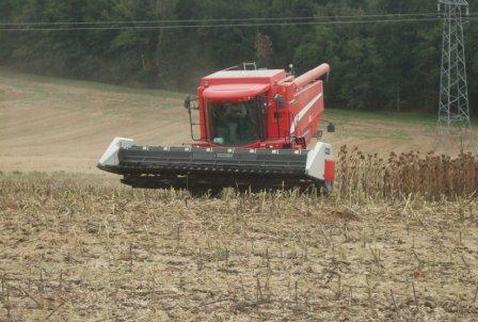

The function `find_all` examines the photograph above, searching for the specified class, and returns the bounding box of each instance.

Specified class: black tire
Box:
[321,181,334,194]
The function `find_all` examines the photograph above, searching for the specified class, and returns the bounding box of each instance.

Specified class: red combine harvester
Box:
[97,63,336,192]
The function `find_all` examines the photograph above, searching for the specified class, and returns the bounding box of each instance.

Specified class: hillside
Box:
[0,69,472,174]
[0,70,189,173]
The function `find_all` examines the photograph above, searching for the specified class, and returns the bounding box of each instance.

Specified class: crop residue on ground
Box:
[1,174,477,321]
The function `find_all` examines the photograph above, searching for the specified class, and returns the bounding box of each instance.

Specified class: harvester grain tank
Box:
[98,63,336,192]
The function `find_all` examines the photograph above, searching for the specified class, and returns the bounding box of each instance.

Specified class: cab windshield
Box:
[208,98,264,146]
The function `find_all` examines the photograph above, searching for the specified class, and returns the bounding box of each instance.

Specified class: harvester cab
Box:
[98,63,336,192]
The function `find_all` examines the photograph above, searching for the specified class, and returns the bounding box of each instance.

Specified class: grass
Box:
[327,108,438,125]
[328,108,478,127]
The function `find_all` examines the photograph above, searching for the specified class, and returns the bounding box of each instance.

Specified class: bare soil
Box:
[1,174,477,321]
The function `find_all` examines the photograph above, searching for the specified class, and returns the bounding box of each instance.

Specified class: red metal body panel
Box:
[324,160,336,182]
[193,64,329,150]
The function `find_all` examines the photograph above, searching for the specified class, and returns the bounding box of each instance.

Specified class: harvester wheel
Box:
[321,181,334,194]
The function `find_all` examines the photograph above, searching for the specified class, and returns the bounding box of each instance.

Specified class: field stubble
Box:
[0,148,478,321]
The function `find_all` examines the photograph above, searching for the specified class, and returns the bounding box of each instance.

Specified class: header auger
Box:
[98,63,336,193]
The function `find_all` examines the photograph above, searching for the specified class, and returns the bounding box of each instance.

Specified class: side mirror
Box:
[274,94,286,109]
[184,96,191,110]
[327,123,336,133]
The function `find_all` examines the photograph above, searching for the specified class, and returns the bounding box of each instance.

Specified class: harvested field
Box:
[1,173,478,321]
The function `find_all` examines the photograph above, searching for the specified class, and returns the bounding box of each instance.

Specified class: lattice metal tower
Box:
[436,0,474,153]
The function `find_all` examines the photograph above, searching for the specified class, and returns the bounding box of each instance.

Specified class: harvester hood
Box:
[203,83,270,101]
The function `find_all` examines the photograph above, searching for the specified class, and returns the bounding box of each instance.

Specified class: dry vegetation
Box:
[1,149,478,321]
[336,146,478,201]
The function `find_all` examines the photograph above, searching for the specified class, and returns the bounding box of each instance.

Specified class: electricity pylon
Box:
[436,0,474,154]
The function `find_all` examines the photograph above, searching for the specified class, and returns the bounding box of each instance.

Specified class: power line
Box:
[3,16,478,32]
[0,12,444,26]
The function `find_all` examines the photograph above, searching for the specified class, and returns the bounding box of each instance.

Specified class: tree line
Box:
[0,0,477,114]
